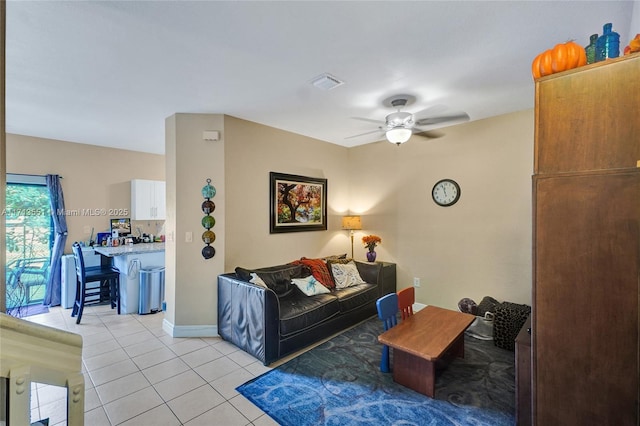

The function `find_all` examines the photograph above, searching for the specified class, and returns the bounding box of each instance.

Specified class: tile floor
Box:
[23,304,280,425]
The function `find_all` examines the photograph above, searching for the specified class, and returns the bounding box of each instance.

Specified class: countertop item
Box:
[93,243,165,257]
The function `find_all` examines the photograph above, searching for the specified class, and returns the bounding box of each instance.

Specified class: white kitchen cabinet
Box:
[131,179,166,220]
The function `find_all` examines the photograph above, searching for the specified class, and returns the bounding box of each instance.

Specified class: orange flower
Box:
[362,235,382,250]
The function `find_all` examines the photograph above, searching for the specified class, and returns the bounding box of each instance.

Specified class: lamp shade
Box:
[341,215,362,230]
[386,128,412,144]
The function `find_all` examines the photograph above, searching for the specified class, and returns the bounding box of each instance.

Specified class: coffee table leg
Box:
[452,335,465,358]
[393,349,436,398]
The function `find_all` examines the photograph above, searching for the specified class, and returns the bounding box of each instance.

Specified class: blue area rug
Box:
[237,316,515,425]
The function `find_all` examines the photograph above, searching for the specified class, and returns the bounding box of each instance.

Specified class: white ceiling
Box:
[6,1,637,154]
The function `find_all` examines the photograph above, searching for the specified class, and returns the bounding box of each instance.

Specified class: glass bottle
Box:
[585,34,598,64]
[595,23,620,61]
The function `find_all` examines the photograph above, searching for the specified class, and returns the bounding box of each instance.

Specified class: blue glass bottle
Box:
[585,34,598,64]
[595,23,620,61]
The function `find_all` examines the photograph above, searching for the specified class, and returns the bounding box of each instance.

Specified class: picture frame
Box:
[270,172,327,233]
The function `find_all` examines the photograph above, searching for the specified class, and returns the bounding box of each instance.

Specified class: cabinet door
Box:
[533,170,639,425]
[535,55,640,174]
[153,181,166,220]
[131,179,154,220]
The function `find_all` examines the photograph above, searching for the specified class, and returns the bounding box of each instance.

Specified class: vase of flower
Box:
[362,234,381,263]
[366,250,377,262]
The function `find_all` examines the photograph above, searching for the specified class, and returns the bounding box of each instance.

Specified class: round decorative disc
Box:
[201,200,216,214]
[202,230,216,244]
[202,245,215,259]
[201,184,216,199]
[201,215,215,229]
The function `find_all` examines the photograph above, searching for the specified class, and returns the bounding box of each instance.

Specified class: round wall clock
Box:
[432,179,461,207]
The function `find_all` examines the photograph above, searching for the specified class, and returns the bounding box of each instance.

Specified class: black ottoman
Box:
[493,302,531,351]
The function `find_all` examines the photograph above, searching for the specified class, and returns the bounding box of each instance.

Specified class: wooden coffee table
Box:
[378,305,475,397]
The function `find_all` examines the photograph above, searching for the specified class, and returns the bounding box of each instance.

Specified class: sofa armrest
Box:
[217,274,280,365]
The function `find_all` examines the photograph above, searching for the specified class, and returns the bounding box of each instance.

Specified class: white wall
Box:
[630,1,640,38]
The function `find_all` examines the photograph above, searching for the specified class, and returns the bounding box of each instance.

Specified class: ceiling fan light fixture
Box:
[386,128,412,145]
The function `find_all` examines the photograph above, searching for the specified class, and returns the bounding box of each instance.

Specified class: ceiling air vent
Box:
[311,73,344,91]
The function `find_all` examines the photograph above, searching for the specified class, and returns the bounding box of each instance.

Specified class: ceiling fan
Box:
[347,95,470,145]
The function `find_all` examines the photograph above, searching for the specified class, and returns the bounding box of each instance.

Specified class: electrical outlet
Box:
[185,231,193,243]
[413,277,421,287]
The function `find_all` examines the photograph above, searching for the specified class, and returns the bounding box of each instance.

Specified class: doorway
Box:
[5,175,53,313]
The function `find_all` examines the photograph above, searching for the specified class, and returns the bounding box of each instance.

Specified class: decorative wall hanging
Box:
[201,178,216,259]
[270,172,327,234]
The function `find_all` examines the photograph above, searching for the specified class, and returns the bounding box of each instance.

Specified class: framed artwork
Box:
[270,172,327,233]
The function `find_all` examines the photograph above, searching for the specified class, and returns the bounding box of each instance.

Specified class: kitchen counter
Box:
[93,242,165,257]
[93,243,165,314]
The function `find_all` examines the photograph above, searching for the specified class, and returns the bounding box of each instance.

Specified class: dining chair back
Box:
[376,292,399,373]
[71,242,120,324]
[397,287,415,320]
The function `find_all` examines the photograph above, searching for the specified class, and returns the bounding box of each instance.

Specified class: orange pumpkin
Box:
[532,41,587,79]
[539,49,554,77]
[551,43,568,72]
[624,33,640,55]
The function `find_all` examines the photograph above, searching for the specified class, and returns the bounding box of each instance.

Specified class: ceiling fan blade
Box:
[344,128,384,139]
[350,117,386,125]
[412,129,445,139]
[412,104,449,119]
[415,112,470,127]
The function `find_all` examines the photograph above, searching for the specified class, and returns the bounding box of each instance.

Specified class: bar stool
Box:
[71,242,120,324]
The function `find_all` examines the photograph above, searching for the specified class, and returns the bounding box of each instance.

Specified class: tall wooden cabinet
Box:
[532,54,640,425]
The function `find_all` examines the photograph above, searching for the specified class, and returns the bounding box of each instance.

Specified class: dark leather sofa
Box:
[217,260,393,365]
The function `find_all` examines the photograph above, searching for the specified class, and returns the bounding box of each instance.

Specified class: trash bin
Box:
[139,266,165,314]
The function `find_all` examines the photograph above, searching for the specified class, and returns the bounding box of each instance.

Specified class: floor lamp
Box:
[341,216,362,259]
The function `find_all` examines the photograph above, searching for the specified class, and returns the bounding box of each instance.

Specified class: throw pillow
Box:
[331,261,366,289]
[291,275,330,296]
[249,273,267,288]
[254,269,295,297]
[235,264,305,297]
[322,253,348,262]
[296,258,335,289]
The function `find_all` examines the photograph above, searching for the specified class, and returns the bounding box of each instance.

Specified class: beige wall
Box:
[223,116,351,270]
[6,134,165,253]
[349,109,534,309]
[164,114,226,334]
[6,108,534,327]
[163,114,351,335]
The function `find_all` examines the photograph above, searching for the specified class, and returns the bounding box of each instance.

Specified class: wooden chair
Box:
[376,293,399,373]
[71,242,120,324]
[397,287,415,320]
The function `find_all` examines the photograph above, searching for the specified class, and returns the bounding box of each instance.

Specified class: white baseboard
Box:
[413,302,427,312]
[162,318,218,338]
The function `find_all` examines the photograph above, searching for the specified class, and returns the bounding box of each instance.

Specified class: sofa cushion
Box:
[279,291,340,336]
[333,283,378,313]
[294,258,335,289]
[330,261,366,289]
